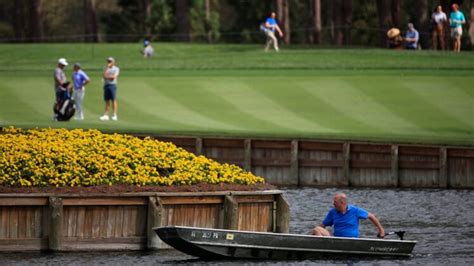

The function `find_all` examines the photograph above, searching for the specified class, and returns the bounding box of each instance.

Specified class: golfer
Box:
[264,12,284,52]
[100,57,120,121]
[53,58,68,121]
[72,63,90,120]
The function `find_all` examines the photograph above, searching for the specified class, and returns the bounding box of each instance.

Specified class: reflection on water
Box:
[1,188,473,265]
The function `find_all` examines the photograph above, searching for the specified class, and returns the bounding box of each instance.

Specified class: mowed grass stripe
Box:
[202,79,338,133]
[121,80,239,131]
[403,80,474,129]
[300,79,426,135]
[259,78,380,134]
[353,78,472,135]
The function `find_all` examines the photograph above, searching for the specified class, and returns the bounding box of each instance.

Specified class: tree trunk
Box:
[333,0,344,46]
[470,0,474,48]
[205,0,212,43]
[28,0,43,42]
[143,0,152,37]
[84,0,99,42]
[342,0,352,45]
[308,0,321,44]
[416,0,429,49]
[14,0,25,41]
[175,0,190,42]
[327,0,335,44]
[376,0,392,47]
[391,0,402,29]
[277,0,290,45]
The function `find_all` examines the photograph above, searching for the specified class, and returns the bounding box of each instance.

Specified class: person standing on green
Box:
[264,12,284,52]
[449,3,466,53]
[100,57,120,121]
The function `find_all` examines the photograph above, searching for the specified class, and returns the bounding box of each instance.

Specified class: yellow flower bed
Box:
[0,127,265,187]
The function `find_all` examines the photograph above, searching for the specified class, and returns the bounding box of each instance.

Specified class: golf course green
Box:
[0,43,473,145]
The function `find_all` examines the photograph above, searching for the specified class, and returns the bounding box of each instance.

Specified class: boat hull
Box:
[154,226,416,260]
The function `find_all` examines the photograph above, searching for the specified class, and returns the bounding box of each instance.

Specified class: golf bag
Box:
[53,82,75,121]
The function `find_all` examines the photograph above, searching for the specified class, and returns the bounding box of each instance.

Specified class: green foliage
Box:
[147,0,174,38]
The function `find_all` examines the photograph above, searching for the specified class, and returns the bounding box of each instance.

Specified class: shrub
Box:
[0,127,264,187]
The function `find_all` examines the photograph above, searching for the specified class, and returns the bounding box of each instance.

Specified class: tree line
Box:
[0,0,472,49]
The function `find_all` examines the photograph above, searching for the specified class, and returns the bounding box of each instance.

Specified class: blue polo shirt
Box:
[322,205,369,238]
[266,17,277,32]
[450,11,465,28]
[72,69,90,90]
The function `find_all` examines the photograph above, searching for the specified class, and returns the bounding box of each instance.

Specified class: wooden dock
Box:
[150,136,474,188]
[0,190,289,251]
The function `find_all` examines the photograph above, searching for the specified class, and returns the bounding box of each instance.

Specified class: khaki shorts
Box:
[451,27,462,38]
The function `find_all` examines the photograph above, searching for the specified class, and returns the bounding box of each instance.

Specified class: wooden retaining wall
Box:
[0,190,289,252]
[155,136,474,188]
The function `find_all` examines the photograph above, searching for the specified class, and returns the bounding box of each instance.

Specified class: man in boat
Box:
[312,193,385,238]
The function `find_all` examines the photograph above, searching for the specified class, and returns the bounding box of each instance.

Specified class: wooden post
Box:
[439,147,448,188]
[391,145,399,187]
[147,196,163,249]
[195,137,203,155]
[342,142,351,186]
[49,197,63,251]
[223,195,238,230]
[244,139,252,172]
[291,140,299,186]
[275,193,290,233]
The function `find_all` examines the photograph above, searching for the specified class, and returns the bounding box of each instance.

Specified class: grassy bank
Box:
[0,43,473,145]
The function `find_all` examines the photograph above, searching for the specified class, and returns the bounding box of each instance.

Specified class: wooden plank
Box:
[8,208,19,239]
[76,207,86,238]
[159,196,223,205]
[252,140,291,149]
[18,207,27,238]
[351,160,391,169]
[91,207,101,238]
[299,141,343,151]
[291,140,299,186]
[114,207,124,238]
[439,148,448,188]
[106,207,114,238]
[224,195,238,230]
[251,158,291,167]
[99,206,108,238]
[399,160,439,169]
[399,146,439,156]
[244,139,252,171]
[351,144,391,154]
[49,197,63,251]
[234,195,274,203]
[195,137,203,155]
[448,149,474,158]
[121,206,130,238]
[342,142,351,186]
[391,145,399,187]
[62,198,147,206]
[299,159,343,168]
[0,207,6,238]
[203,138,244,148]
[0,238,49,251]
[275,194,289,233]
[0,198,48,206]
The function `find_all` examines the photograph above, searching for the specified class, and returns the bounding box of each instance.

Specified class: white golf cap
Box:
[58,58,68,66]
[107,57,115,62]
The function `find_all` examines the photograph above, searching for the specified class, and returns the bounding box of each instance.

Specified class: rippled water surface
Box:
[2,188,473,265]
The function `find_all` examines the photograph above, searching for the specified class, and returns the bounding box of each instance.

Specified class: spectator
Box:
[404,23,419,50]
[143,40,154,58]
[100,57,120,121]
[449,3,466,53]
[263,12,284,52]
[431,5,448,50]
[72,63,90,120]
[53,58,68,120]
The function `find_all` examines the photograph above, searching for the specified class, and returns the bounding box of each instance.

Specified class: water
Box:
[1,188,473,265]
